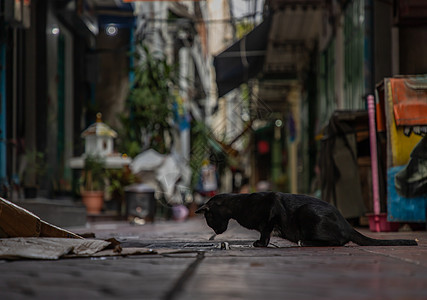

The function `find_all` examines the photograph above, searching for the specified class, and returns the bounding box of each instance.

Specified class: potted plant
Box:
[80,155,106,214]
[106,166,137,216]
[20,149,47,198]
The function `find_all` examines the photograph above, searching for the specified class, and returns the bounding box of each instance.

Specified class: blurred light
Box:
[51,26,60,35]
[275,119,283,127]
[242,112,250,122]
[106,24,118,36]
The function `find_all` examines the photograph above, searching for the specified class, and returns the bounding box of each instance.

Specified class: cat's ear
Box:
[195,204,209,214]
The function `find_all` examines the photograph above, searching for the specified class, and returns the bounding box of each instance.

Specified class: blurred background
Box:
[0,0,426,229]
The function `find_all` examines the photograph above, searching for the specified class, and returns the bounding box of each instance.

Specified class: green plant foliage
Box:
[236,21,254,39]
[189,121,231,190]
[25,150,47,176]
[21,149,47,187]
[82,155,106,191]
[119,45,177,157]
[190,120,210,187]
[106,167,137,200]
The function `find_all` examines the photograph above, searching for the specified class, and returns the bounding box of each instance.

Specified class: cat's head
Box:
[195,195,232,235]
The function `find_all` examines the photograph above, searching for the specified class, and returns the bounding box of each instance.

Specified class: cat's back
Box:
[231,192,276,208]
[276,192,331,212]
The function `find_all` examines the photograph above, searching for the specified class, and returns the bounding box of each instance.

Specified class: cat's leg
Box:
[253,235,270,247]
[253,226,273,247]
[294,204,347,247]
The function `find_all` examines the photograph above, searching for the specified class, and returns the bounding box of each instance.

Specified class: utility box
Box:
[125,184,156,223]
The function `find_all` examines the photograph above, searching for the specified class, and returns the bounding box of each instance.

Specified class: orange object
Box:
[390,78,427,126]
[81,191,104,214]
[376,102,386,132]
[385,79,422,166]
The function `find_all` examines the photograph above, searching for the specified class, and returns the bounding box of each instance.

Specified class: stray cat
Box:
[196,192,418,247]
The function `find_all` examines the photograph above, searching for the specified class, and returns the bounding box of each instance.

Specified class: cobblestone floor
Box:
[1,217,426,299]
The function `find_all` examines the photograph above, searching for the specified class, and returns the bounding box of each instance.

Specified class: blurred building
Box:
[213,0,427,198]
[1,0,426,212]
[0,0,136,199]
[0,0,234,200]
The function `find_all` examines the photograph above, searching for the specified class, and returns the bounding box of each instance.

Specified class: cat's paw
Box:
[253,240,268,247]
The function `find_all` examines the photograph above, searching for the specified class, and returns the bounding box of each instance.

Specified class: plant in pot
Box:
[106,166,137,216]
[20,149,47,198]
[80,155,106,214]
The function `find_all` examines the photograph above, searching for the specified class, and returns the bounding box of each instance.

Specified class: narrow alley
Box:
[1,217,426,299]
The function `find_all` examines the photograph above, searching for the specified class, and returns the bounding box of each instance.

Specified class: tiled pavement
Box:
[1,217,426,299]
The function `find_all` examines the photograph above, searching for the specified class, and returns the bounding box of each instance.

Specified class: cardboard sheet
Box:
[0,238,193,260]
[0,238,110,260]
[0,198,192,260]
[0,198,82,239]
[67,247,156,258]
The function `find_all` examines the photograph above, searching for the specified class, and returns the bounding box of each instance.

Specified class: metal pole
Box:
[368,94,380,232]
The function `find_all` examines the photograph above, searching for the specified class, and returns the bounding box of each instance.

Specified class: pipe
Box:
[0,43,7,190]
[368,95,381,231]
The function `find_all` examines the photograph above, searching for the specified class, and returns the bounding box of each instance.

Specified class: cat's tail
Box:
[350,229,418,246]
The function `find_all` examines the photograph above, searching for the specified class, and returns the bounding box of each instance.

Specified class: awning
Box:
[214,18,272,98]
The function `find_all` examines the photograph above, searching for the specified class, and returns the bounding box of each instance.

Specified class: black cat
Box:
[196,192,418,247]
